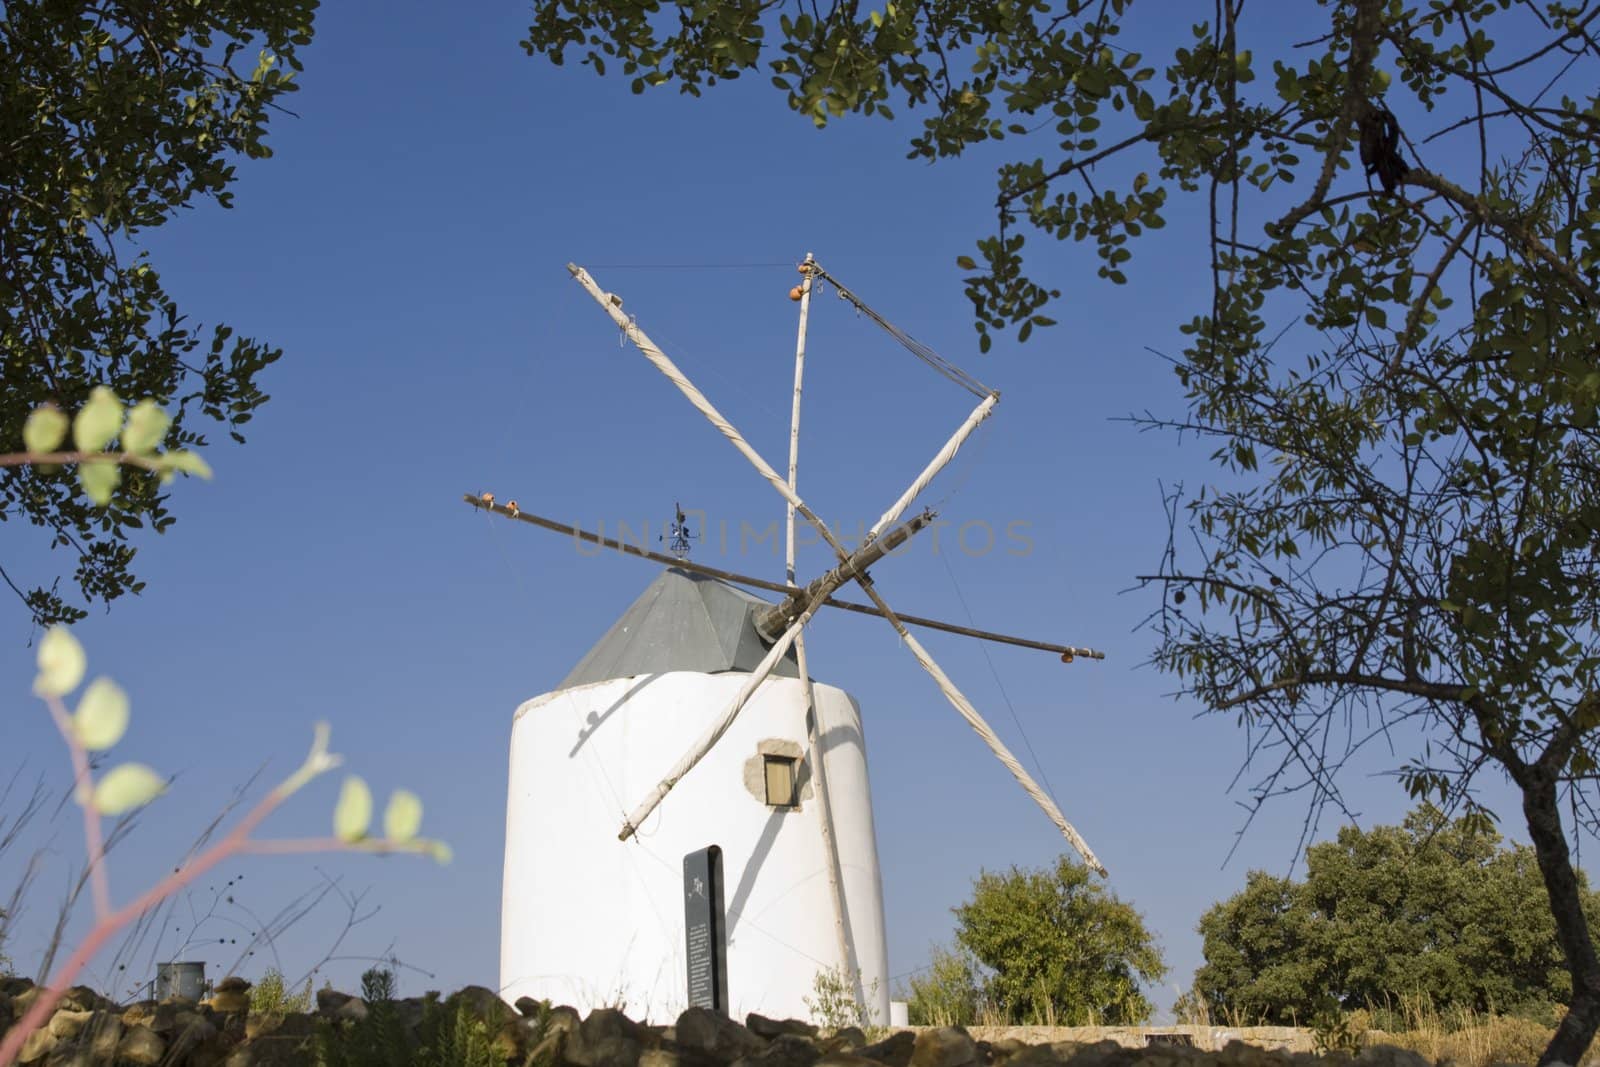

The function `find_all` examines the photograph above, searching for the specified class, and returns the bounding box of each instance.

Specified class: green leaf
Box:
[92,763,166,814]
[334,776,373,842]
[73,387,124,452]
[23,405,69,454]
[121,400,171,455]
[384,789,424,842]
[956,255,977,270]
[79,460,121,506]
[34,626,87,697]
[160,450,213,480]
[428,841,454,865]
[74,677,130,750]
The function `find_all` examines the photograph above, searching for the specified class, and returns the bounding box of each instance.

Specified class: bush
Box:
[1194,804,1597,1024]
[952,854,1166,1025]
[905,943,981,1026]
[251,968,313,1015]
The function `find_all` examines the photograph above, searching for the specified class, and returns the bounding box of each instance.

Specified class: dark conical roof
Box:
[560,567,801,689]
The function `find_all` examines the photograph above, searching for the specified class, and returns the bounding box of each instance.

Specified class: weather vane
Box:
[663,502,696,560]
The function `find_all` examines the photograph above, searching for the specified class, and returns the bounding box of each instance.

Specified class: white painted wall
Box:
[500,671,889,1024]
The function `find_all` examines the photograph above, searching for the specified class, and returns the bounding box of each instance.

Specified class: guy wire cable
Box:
[809,264,993,399]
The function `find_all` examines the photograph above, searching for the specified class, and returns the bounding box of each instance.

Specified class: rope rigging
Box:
[809,264,994,400]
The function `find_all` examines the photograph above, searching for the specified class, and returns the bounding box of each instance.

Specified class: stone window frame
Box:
[743,739,813,810]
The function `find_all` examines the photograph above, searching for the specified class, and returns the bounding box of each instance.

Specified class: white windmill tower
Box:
[484,258,1105,1024]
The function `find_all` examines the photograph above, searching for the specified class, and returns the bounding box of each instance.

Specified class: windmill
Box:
[480,257,1104,1024]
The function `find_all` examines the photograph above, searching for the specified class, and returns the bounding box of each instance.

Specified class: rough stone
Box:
[0,975,35,997]
[117,1026,166,1067]
[859,1030,916,1067]
[642,1046,729,1067]
[315,988,358,1016]
[815,1056,886,1067]
[167,1010,220,1059]
[1353,1046,1431,1067]
[676,1007,767,1061]
[13,985,42,1016]
[1004,1046,1072,1066]
[823,1027,868,1052]
[85,1013,125,1060]
[734,1033,825,1067]
[0,992,13,1033]
[748,1013,819,1040]
[56,986,111,1014]
[527,1031,566,1064]
[210,989,252,1014]
[547,1004,582,1039]
[47,1008,92,1041]
[566,1006,651,1067]
[446,984,514,1030]
[909,1027,978,1067]
[17,1026,55,1065]
[225,1019,317,1067]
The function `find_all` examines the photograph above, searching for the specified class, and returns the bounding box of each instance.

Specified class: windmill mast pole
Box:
[787,253,814,585]
[788,252,859,997]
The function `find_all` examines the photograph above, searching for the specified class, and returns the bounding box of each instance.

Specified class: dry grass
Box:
[1168,989,1600,1066]
[1354,996,1596,1067]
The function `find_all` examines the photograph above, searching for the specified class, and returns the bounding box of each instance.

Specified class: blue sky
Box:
[0,2,1554,1014]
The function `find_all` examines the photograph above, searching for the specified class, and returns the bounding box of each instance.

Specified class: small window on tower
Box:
[763,755,798,808]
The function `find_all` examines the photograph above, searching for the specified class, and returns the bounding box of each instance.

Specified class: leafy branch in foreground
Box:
[1,0,315,626]
[3,390,214,506]
[0,627,449,1067]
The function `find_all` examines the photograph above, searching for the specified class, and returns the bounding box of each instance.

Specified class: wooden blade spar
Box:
[554,262,1109,874]
[462,497,1104,662]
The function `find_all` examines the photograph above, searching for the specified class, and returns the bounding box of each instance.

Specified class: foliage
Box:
[521,0,1600,1061]
[1195,805,1600,1025]
[1,616,449,1067]
[952,855,1165,1025]
[418,1001,498,1067]
[905,942,982,1027]
[251,968,314,1015]
[1362,997,1591,1067]
[804,965,878,1031]
[316,974,498,1067]
[0,0,316,625]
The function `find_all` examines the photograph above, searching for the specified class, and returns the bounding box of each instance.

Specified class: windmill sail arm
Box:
[846,562,1108,875]
[867,392,998,542]
[618,598,816,841]
[899,626,1106,876]
[568,264,858,573]
[463,495,1106,660]
[613,517,936,839]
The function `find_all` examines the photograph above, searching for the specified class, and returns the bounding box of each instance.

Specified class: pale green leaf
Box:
[121,400,171,455]
[334,776,372,842]
[23,405,69,454]
[79,460,121,506]
[93,763,166,814]
[73,387,124,452]
[383,789,423,842]
[34,626,87,697]
[428,840,454,865]
[160,450,213,479]
[74,677,129,750]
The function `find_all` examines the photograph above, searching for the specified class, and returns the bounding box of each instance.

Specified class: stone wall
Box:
[0,975,1444,1067]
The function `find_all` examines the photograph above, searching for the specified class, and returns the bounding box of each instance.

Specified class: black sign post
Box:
[683,845,728,1013]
